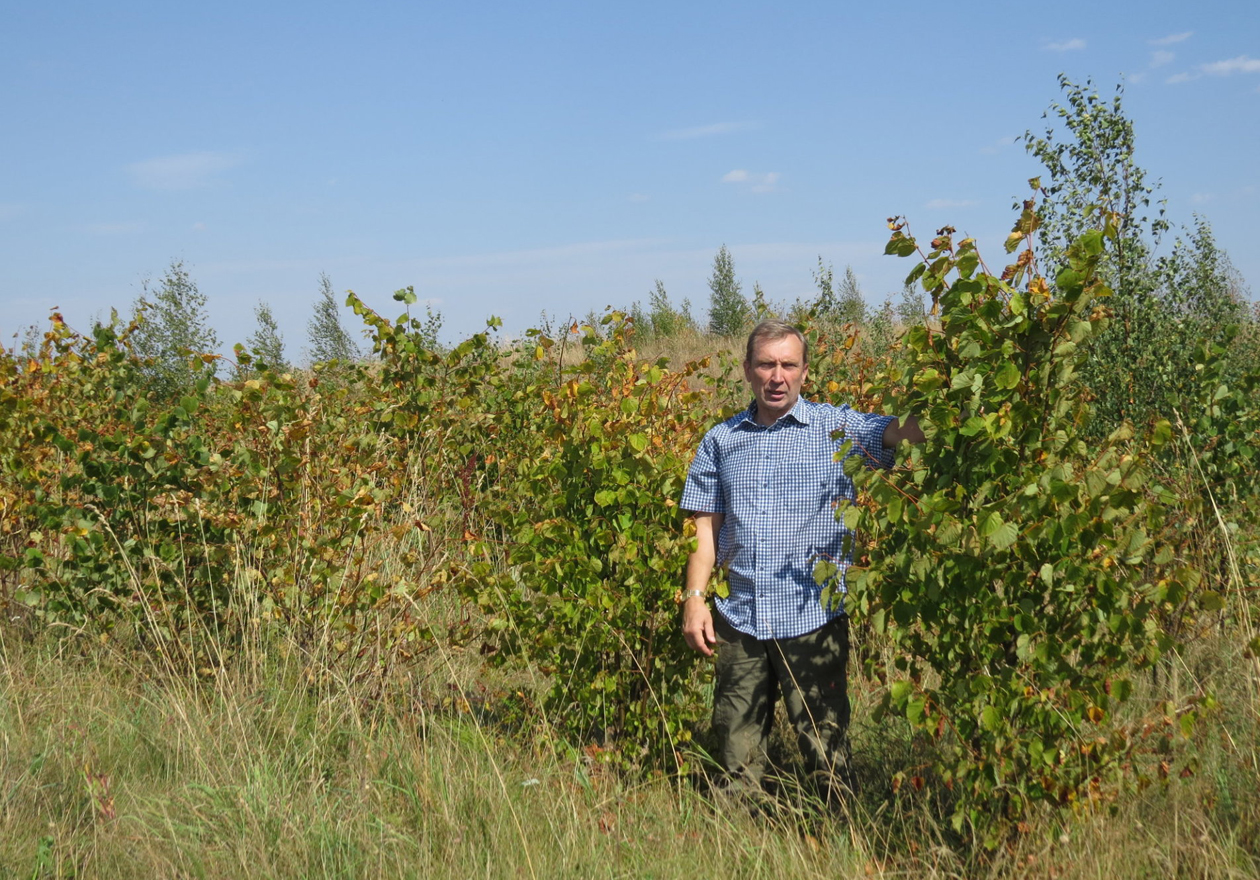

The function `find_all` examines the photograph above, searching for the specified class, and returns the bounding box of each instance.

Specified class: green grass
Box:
[4,617,1260,879]
[0,628,870,879]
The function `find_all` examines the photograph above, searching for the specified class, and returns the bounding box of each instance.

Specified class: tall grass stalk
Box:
[0,623,876,879]
[1175,409,1260,725]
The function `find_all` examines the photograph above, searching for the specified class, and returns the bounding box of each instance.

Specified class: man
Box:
[680,319,923,796]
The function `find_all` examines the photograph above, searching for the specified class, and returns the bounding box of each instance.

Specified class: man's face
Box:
[743,334,808,424]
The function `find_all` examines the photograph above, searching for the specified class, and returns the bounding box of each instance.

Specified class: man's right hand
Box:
[682,597,716,656]
[682,511,723,656]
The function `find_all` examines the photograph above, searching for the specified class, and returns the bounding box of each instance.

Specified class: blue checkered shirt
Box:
[681,397,895,640]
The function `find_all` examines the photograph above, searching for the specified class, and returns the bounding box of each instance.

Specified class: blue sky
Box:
[3,1,1257,357]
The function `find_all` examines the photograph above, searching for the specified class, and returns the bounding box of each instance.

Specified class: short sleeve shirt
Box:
[681,397,895,640]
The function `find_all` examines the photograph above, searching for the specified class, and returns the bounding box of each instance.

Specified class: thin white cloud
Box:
[127,151,243,190]
[925,199,978,210]
[1150,31,1193,46]
[1167,55,1260,85]
[1045,38,1086,52]
[1190,192,1214,204]
[1202,55,1260,76]
[211,243,675,288]
[737,241,874,261]
[657,121,755,141]
[980,135,1018,155]
[627,193,649,203]
[751,172,780,194]
[1151,50,1175,68]
[86,221,144,235]
[722,169,780,192]
[398,238,672,271]
[2,295,61,312]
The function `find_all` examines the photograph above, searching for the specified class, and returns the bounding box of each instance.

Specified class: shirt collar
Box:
[739,396,812,428]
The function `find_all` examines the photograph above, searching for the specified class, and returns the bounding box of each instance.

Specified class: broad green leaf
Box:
[813,559,839,586]
[842,504,862,532]
[981,705,1001,732]
[1078,230,1104,256]
[887,495,903,524]
[914,368,944,392]
[885,232,918,257]
[1200,591,1225,612]
[978,510,1002,537]
[870,607,887,634]
[957,250,980,278]
[937,519,962,545]
[995,360,1020,390]
[988,521,1019,550]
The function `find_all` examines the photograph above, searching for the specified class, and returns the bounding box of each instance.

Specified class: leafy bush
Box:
[463,316,715,768]
[827,193,1217,846]
[2,312,455,672]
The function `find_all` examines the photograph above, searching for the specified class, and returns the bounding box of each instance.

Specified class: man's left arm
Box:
[882,415,925,448]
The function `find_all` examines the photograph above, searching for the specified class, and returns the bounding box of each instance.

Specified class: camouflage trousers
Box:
[711,612,852,793]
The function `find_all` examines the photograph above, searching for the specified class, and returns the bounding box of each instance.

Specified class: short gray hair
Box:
[744,320,808,366]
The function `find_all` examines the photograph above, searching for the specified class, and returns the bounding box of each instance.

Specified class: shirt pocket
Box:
[777,455,835,520]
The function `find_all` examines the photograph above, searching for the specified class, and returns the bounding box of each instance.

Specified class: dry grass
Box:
[4,606,1260,879]
[0,624,875,879]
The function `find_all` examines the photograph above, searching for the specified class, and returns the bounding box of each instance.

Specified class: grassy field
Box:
[3,605,1258,879]
[4,316,1259,878]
